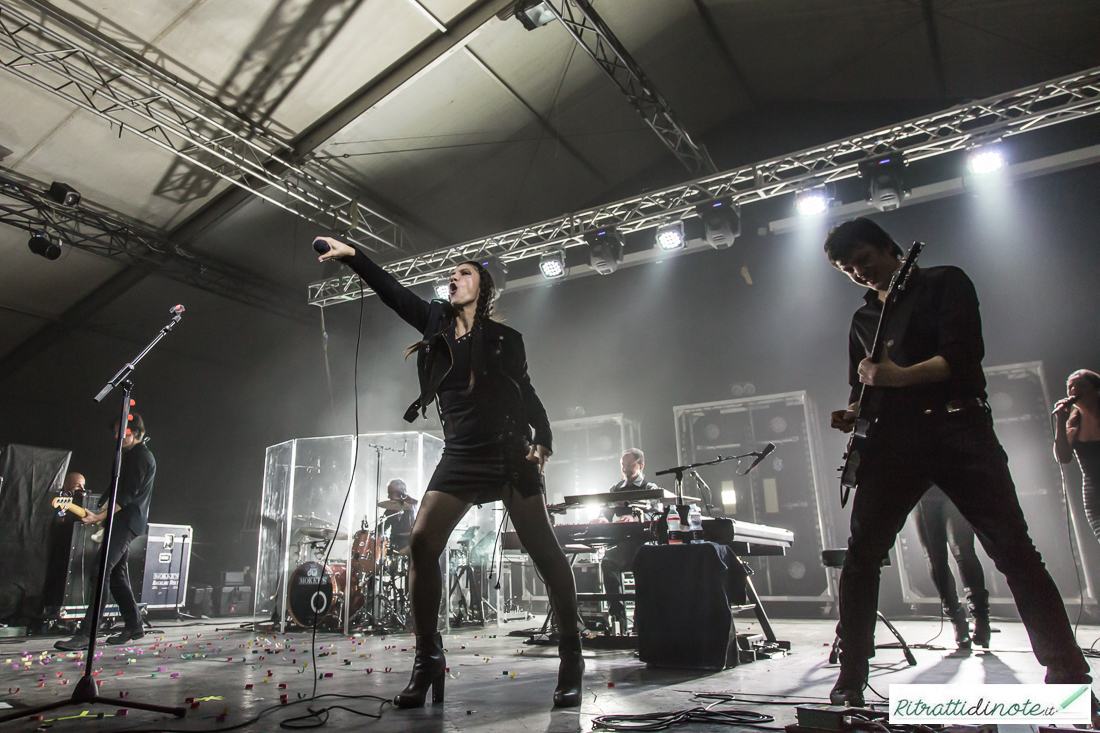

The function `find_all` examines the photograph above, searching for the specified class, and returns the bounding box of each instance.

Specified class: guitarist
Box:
[55,414,155,650]
[824,218,1091,708]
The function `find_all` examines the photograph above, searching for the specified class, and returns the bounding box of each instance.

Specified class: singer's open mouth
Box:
[449,283,457,294]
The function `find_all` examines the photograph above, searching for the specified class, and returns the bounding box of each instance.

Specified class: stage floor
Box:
[0,617,1097,732]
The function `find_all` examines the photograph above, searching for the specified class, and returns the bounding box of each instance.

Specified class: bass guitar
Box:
[51,494,105,543]
[838,241,924,507]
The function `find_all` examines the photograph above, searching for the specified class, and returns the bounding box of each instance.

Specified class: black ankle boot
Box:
[393,632,445,708]
[830,656,868,707]
[969,590,991,648]
[553,634,584,707]
[947,604,972,650]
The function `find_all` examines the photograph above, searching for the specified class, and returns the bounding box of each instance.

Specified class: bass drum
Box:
[287,561,346,629]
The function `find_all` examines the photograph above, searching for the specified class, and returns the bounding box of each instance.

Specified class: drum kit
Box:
[284,499,417,631]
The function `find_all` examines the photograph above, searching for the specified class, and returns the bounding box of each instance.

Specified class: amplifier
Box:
[216,586,253,616]
[188,585,214,617]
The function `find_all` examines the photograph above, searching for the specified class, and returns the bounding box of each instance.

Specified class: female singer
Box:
[1054,369,1100,543]
[313,236,583,708]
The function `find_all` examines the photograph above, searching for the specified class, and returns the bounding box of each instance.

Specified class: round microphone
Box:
[170,304,185,315]
[313,238,331,254]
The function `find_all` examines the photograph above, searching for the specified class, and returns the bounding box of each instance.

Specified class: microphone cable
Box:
[281,260,383,729]
[1050,409,1087,638]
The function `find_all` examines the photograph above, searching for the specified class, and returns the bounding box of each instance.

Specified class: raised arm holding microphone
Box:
[312,236,583,709]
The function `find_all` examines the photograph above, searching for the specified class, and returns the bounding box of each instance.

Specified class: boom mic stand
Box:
[655,444,776,528]
[0,306,187,724]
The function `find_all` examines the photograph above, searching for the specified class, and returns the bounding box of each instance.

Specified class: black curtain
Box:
[0,444,72,623]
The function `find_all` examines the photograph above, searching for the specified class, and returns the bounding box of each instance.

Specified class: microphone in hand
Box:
[1053,395,1078,416]
[744,443,776,474]
[313,238,331,254]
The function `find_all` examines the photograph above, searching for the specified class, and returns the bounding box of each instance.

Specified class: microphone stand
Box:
[655,447,772,528]
[0,307,187,724]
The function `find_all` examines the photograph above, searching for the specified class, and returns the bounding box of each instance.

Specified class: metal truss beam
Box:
[544,0,717,176]
[308,64,1100,307]
[170,0,512,247]
[0,171,308,322]
[0,0,413,254]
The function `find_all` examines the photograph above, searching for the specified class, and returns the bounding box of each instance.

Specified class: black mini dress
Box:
[425,329,544,503]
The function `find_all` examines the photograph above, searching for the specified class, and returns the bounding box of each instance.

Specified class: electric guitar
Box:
[51,494,105,543]
[838,241,924,507]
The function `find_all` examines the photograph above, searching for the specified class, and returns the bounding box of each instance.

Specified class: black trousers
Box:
[838,407,1089,680]
[601,540,644,621]
[913,487,987,614]
[79,526,140,635]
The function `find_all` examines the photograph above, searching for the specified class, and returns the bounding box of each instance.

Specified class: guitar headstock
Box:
[884,241,924,303]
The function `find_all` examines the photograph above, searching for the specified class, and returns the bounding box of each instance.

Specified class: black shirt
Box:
[848,265,987,413]
[602,474,661,520]
[99,442,156,536]
[436,329,510,454]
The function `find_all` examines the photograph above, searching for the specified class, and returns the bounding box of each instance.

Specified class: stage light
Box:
[967,147,1005,176]
[858,154,909,212]
[655,220,685,251]
[795,187,830,217]
[477,255,508,293]
[27,231,62,260]
[584,228,624,275]
[434,279,450,300]
[513,0,555,30]
[47,181,81,207]
[694,198,740,249]
[539,250,566,279]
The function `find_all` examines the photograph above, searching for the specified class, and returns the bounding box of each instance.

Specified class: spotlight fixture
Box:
[858,154,909,212]
[694,198,740,249]
[584,228,624,275]
[512,0,555,30]
[434,279,451,300]
[27,230,62,260]
[795,187,830,217]
[476,255,508,293]
[967,146,1005,176]
[47,181,81,207]
[539,249,566,279]
[655,220,685,251]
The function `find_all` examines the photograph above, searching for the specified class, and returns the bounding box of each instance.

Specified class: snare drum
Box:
[286,561,346,628]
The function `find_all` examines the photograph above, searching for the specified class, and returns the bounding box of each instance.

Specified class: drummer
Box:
[381,479,416,554]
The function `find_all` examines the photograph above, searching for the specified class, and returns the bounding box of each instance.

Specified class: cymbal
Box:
[300,527,348,540]
[378,497,418,511]
[293,514,332,526]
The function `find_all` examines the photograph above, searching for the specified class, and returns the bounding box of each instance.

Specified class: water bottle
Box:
[688,504,703,543]
[666,506,683,545]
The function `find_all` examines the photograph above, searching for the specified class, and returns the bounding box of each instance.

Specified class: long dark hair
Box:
[405,261,497,391]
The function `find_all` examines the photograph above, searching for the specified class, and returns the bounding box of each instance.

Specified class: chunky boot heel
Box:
[394,632,445,709]
[969,590,991,648]
[553,634,584,708]
[948,604,972,650]
[829,656,868,707]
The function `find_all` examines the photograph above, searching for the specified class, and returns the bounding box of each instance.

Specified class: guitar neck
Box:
[57,501,89,519]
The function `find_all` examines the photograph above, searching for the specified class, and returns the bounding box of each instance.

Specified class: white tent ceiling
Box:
[2,0,1099,363]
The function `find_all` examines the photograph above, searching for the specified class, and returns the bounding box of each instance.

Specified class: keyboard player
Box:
[599,448,662,631]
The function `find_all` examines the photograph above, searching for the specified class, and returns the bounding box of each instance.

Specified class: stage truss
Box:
[308,63,1100,306]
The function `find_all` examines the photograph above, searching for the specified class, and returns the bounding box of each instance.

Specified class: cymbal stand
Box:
[367,441,406,632]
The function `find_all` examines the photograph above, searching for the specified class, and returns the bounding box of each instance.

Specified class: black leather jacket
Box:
[343,249,553,451]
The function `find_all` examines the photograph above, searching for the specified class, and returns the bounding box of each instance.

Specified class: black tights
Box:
[408,487,578,636]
